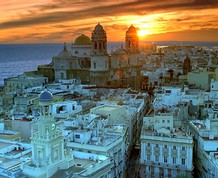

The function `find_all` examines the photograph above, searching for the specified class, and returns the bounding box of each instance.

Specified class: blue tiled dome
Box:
[39,91,53,102]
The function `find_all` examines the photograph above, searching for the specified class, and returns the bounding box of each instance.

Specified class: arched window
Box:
[99,43,102,50]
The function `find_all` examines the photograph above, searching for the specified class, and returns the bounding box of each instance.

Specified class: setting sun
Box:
[138,30,150,38]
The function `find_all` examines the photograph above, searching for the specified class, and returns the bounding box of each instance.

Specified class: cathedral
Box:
[38,23,143,89]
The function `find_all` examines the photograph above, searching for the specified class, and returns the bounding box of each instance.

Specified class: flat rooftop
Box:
[141,127,192,142]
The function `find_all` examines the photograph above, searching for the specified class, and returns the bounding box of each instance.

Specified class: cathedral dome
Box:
[73,34,91,45]
[39,90,53,102]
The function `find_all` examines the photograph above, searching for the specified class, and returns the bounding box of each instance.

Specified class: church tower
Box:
[22,90,70,177]
[125,25,139,54]
[31,90,65,167]
[183,54,192,75]
[90,23,109,86]
[91,23,107,55]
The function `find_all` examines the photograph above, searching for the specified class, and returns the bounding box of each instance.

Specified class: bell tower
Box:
[91,23,107,55]
[183,54,192,75]
[31,90,64,167]
[90,23,109,85]
[125,25,139,54]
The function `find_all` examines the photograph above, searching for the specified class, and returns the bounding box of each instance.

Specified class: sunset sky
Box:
[0,0,218,43]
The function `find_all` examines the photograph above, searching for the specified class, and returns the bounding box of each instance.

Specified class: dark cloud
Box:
[0,0,218,29]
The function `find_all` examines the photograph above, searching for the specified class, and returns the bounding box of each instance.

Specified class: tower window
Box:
[99,43,102,50]
[95,42,97,49]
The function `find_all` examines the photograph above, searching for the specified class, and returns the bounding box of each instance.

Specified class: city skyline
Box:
[0,0,218,43]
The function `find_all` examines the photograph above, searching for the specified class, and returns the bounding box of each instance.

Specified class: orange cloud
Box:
[0,0,218,43]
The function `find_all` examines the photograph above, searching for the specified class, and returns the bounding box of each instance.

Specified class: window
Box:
[162,120,165,123]
[167,120,170,123]
[61,72,64,79]
[155,155,159,161]
[156,144,159,147]
[94,62,96,69]
[147,143,150,146]
[99,43,102,50]
[147,154,150,161]
[164,157,167,163]
[173,157,176,164]
[164,145,167,148]
[75,134,80,139]
[173,146,176,149]
[182,147,185,150]
[181,158,185,165]
[165,90,171,94]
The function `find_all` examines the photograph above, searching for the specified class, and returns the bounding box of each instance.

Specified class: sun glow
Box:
[138,30,150,38]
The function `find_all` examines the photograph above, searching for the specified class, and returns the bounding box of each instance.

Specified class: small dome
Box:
[57,42,72,59]
[94,23,104,32]
[39,91,53,102]
[73,34,91,45]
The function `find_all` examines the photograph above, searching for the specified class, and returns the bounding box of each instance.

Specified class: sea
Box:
[0,41,218,86]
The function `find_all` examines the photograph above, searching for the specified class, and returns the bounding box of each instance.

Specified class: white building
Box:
[188,119,218,178]
[65,109,129,178]
[4,72,48,91]
[140,112,193,178]
[52,100,82,119]
[153,86,182,110]
[0,139,31,178]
